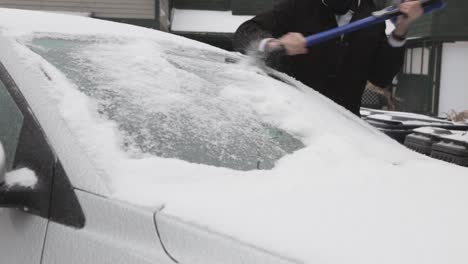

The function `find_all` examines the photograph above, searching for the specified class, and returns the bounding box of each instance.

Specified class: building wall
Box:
[159,0,172,31]
[408,0,468,39]
[231,0,274,15]
[438,41,468,115]
[173,0,230,10]
[0,0,155,19]
[431,1,468,39]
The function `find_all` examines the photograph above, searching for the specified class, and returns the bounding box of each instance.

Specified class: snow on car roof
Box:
[1,8,468,264]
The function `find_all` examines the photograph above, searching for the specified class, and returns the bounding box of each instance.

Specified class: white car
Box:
[1,8,468,264]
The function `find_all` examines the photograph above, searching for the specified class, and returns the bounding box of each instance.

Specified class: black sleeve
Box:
[368,30,405,88]
[233,0,297,54]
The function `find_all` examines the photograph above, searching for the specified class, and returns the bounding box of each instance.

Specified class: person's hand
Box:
[266,33,308,56]
[394,0,424,37]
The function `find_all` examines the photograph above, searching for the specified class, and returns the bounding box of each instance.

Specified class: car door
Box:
[0,63,55,264]
[0,57,170,264]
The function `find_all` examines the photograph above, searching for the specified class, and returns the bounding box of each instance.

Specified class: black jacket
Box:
[233,0,405,115]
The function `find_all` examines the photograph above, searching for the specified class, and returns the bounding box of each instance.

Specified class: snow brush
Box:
[305,0,446,47]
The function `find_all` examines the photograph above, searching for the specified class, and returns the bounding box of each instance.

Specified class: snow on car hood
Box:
[1,8,468,264]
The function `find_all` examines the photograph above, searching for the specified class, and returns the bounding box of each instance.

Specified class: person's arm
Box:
[369,0,423,87]
[233,0,298,55]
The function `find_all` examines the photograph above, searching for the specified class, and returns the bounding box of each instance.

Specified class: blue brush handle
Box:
[306,0,446,47]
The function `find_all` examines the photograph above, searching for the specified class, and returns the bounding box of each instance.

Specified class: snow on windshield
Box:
[27,36,304,171]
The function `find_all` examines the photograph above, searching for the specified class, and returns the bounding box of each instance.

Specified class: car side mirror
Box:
[0,141,39,211]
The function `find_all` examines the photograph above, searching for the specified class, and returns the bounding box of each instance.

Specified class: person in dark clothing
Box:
[233,0,423,115]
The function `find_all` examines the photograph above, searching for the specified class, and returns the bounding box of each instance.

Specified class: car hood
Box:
[154,151,468,264]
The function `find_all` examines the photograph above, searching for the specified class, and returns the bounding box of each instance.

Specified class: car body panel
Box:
[0,210,48,264]
[155,212,299,264]
[42,190,172,264]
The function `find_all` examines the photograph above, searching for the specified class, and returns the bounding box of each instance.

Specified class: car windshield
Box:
[27,37,304,171]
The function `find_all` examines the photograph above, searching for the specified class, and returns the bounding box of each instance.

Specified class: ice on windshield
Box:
[27,37,304,171]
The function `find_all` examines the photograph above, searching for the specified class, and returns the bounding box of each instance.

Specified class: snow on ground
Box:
[171,9,253,33]
[362,108,453,123]
[368,114,452,126]
[4,168,38,188]
[45,11,92,17]
[170,8,394,35]
[0,146,5,182]
[415,127,468,144]
[1,8,468,264]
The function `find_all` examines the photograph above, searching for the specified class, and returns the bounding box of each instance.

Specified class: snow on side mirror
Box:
[0,141,6,208]
[0,141,38,209]
[0,141,5,185]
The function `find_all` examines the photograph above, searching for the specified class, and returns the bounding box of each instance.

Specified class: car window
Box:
[0,79,24,170]
[27,37,304,171]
